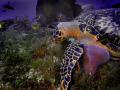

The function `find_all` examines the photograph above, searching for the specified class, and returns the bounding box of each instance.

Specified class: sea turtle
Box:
[52,8,120,90]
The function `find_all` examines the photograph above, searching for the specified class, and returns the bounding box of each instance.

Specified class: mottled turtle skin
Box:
[52,8,120,90]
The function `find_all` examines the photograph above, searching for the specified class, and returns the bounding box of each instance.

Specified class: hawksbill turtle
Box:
[52,8,120,90]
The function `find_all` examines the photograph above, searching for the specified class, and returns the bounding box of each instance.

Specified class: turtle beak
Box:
[52,30,59,44]
[52,36,65,44]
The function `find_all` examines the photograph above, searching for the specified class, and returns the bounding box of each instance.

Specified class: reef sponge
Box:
[31,46,47,59]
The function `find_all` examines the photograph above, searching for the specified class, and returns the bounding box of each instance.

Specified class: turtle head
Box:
[52,22,80,44]
[52,29,67,44]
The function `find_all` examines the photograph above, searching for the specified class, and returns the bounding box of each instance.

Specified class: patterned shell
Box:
[77,8,120,53]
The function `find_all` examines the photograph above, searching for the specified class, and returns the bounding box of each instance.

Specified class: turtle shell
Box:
[77,8,120,53]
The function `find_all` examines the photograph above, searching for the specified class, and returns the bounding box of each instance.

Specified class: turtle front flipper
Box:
[60,40,84,90]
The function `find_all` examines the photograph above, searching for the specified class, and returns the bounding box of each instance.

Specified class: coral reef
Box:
[0,17,63,89]
[36,0,82,26]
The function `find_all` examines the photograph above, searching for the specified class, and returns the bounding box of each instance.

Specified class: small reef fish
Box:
[32,23,39,29]
[0,24,2,28]
[56,15,62,20]
[0,22,8,29]
[2,1,14,10]
[37,16,41,20]
[97,38,109,42]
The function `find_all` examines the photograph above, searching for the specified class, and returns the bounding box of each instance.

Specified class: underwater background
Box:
[0,0,120,90]
[0,0,120,21]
